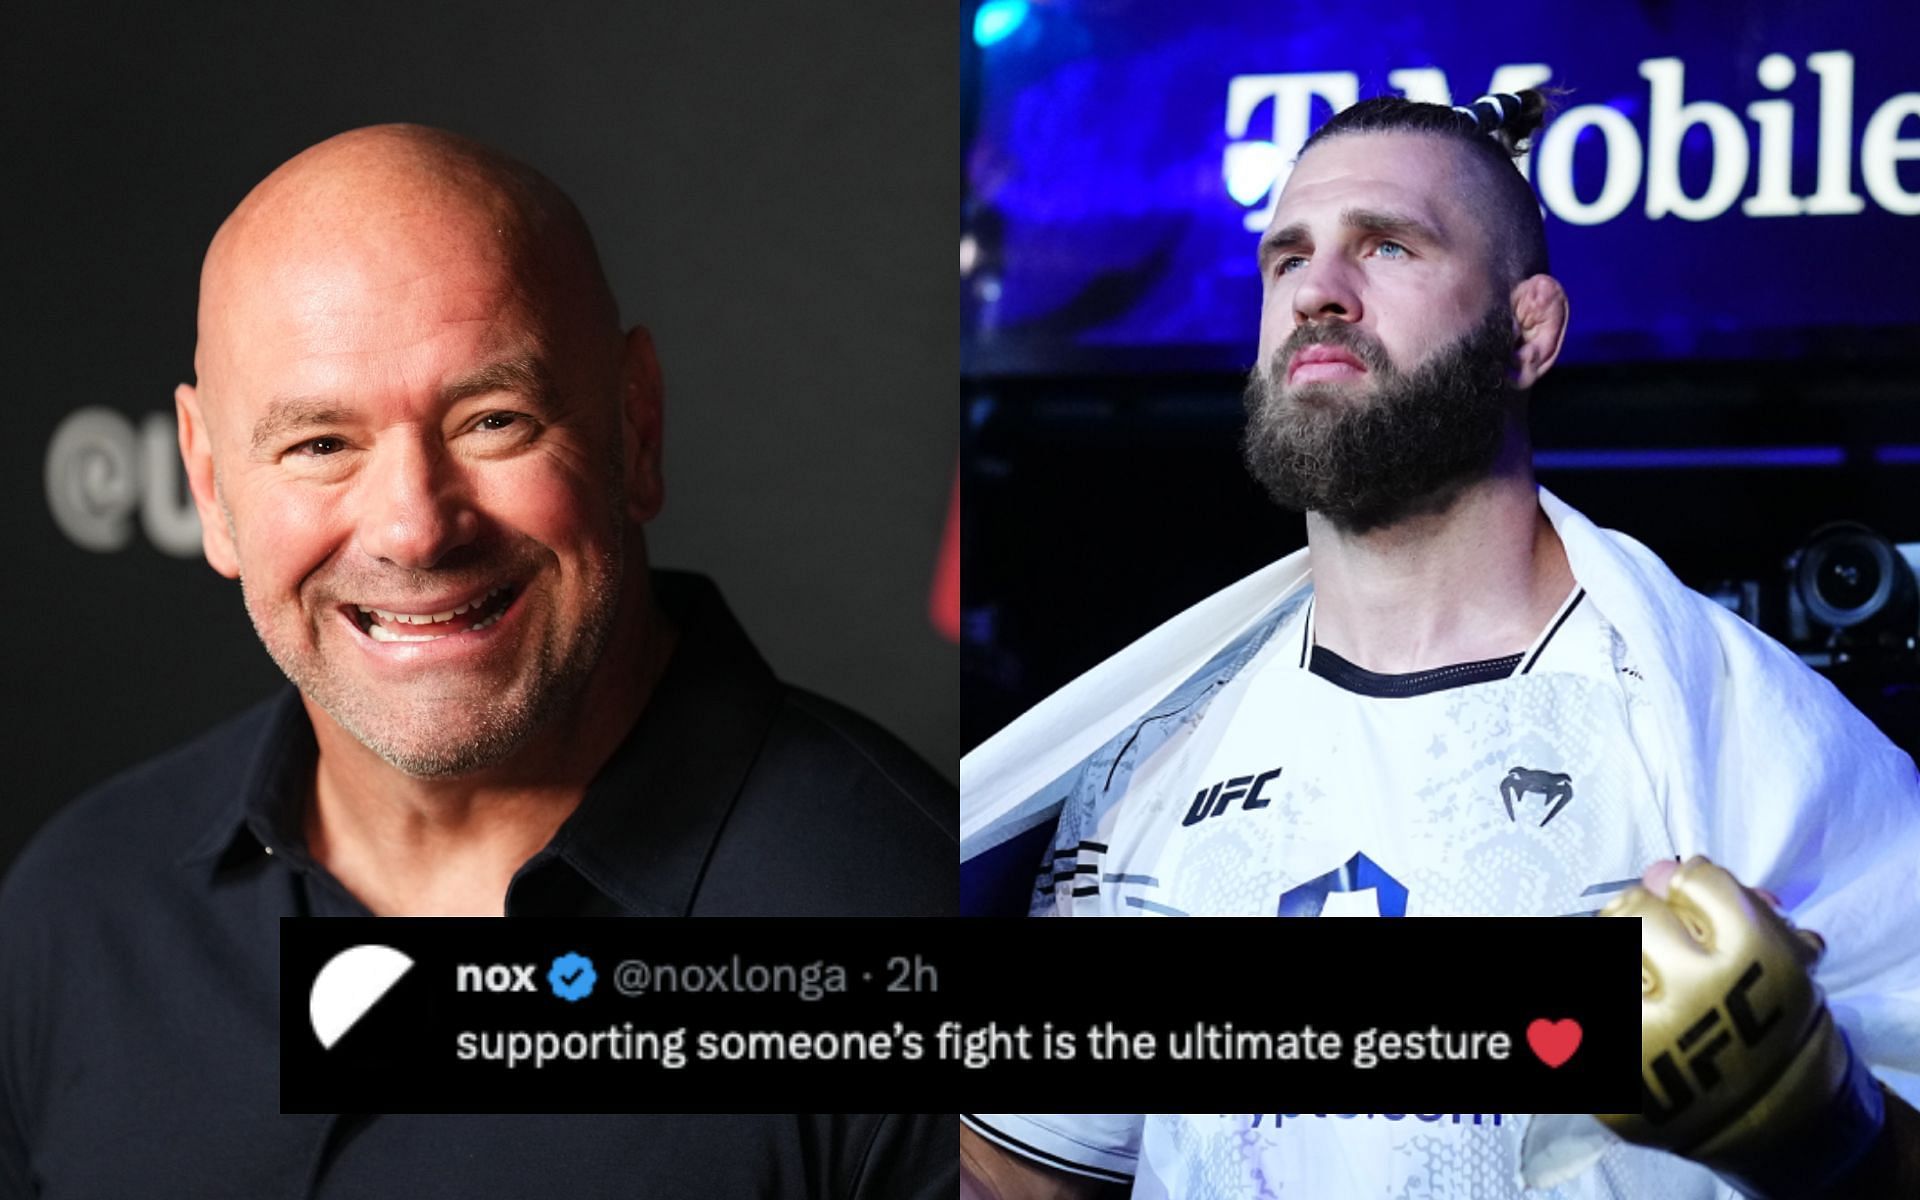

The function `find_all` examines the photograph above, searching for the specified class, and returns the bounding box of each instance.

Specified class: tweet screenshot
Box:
[282,918,1636,1112]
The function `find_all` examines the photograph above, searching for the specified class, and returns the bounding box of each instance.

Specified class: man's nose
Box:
[1291,254,1363,327]
[353,435,479,569]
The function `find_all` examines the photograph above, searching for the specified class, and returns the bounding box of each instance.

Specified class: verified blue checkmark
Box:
[548,952,596,1002]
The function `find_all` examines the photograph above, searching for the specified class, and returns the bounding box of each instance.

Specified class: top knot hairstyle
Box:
[1298,87,1554,283]
[1447,90,1550,154]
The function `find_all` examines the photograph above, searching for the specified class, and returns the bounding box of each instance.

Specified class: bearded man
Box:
[959,93,1920,1198]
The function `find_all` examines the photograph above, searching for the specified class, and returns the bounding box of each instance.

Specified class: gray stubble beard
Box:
[229,463,632,781]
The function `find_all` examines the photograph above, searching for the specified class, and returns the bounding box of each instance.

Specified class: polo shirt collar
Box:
[178,687,316,874]
[518,572,785,916]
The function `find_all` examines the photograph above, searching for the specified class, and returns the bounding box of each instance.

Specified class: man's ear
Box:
[175,382,239,578]
[618,324,665,524]
[1508,274,1569,391]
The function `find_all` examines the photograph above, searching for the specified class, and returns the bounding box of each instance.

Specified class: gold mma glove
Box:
[1598,856,1886,1198]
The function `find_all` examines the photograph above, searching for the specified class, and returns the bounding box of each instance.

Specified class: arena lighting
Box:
[1533,447,1847,469]
[974,0,1029,48]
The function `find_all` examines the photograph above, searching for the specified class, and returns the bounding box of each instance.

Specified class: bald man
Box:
[0,127,955,1197]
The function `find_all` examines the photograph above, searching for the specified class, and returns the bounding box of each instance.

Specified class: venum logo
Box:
[1224,52,1920,232]
[1182,765,1282,827]
[1501,767,1575,827]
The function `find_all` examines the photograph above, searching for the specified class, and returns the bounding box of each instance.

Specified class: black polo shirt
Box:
[0,572,956,1197]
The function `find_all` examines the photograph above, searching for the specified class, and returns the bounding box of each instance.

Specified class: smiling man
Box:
[0,126,955,1197]
[175,127,681,917]
[960,93,1920,1198]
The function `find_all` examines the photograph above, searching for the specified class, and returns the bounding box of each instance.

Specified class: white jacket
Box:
[961,487,1920,1116]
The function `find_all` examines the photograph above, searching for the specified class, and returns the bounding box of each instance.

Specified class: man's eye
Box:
[1276,255,1307,275]
[1374,240,1410,259]
[467,412,543,448]
[293,436,346,456]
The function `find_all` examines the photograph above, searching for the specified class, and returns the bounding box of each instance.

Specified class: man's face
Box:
[1243,132,1520,530]
[187,215,645,776]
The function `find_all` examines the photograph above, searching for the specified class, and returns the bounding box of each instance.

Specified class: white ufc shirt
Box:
[998,588,1741,1198]
[1036,588,1677,922]
[963,1107,1736,1199]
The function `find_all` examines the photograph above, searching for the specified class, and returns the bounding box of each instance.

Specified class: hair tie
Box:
[1451,92,1525,133]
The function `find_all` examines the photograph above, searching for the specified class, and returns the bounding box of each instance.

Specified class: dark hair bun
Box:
[1452,89,1550,156]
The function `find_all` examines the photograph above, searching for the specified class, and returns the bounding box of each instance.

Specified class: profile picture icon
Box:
[309,944,414,1050]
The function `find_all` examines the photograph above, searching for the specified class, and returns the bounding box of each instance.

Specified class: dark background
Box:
[3,1,959,875]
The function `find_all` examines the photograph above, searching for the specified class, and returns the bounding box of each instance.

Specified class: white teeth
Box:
[358,586,509,641]
[358,587,506,627]
[367,624,449,644]
[469,609,505,632]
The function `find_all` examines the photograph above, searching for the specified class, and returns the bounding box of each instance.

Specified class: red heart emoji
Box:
[1527,1018,1582,1068]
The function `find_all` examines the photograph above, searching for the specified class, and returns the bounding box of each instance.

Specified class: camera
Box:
[1785,523,1919,661]
[1708,523,1919,668]
[1705,523,1920,758]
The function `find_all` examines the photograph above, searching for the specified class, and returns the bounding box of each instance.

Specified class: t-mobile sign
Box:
[964,0,1920,373]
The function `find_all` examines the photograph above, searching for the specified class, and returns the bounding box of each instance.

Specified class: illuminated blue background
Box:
[963,0,1920,374]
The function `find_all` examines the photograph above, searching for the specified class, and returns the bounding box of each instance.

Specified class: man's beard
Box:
[1240,304,1520,534]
